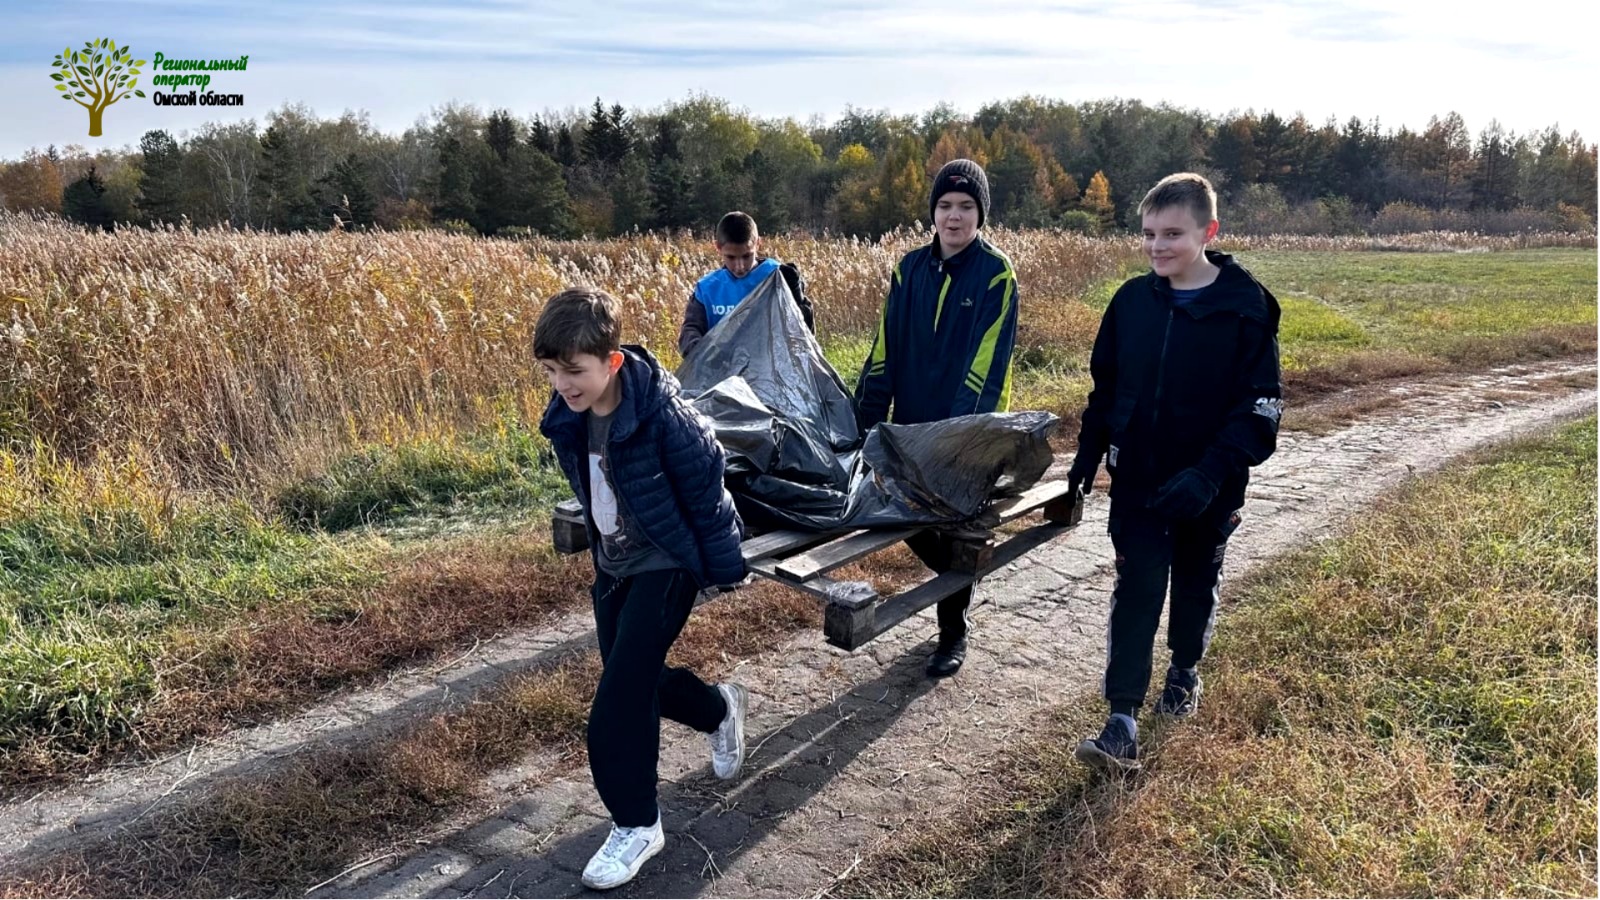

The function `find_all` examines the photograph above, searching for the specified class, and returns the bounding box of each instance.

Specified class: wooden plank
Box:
[852,572,974,649]
[740,528,841,563]
[825,518,1074,650]
[747,559,879,608]
[984,519,1074,571]
[990,480,1074,523]
[824,600,878,652]
[552,517,589,555]
[947,537,995,574]
[551,498,588,555]
[769,478,1067,583]
[773,526,922,583]
[1042,490,1084,526]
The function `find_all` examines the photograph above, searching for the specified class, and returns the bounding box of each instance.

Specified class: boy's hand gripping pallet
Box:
[551,480,1083,651]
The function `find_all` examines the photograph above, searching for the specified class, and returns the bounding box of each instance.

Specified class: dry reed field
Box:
[3,212,1589,498]
[0,215,1131,495]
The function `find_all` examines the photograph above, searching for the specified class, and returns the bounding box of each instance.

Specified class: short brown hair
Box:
[533,287,622,361]
[1138,173,1218,227]
[715,211,758,245]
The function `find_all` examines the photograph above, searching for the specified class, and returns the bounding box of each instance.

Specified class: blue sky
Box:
[2,0,1593,158]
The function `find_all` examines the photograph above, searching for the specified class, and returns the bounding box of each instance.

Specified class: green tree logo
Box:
[51,38,146,137]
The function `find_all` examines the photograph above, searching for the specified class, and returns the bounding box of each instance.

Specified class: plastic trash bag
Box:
[678,269,1056,532]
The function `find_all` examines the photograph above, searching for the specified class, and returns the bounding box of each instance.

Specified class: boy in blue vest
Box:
[854,159,1020,678]
[677,210,816,358]
[536,287,750,890]
[1069,173,1282,774]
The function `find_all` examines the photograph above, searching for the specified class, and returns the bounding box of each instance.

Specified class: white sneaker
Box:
[580,817,664,890]
[709,682,748,780]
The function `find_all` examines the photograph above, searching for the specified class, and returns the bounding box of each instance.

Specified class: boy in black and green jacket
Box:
[855,158,1019,678]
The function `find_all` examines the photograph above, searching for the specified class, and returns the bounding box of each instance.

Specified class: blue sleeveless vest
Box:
[694,258,780,329]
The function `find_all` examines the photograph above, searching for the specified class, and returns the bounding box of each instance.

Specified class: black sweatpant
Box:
[906,531,975,643]
[588,567,728,827]
[1103,503,1242,713]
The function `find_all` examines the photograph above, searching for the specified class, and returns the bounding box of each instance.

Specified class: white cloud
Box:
[2,0,1593,158]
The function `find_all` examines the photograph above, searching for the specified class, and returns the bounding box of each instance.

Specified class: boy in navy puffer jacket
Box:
[535,287,750,891]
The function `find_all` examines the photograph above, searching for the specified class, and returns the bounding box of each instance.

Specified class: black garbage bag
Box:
[677,269,1056,532]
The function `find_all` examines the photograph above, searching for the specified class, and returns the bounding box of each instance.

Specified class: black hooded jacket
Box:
[1076,250,1283,513]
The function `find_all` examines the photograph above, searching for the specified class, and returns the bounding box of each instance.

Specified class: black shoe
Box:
[926,637,967,678]
[1075,714,1140,773]
[1155,665,1202,719]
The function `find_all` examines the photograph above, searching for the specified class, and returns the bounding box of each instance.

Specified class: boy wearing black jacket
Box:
[855,159,1019,678]
[1068,173,1282,773]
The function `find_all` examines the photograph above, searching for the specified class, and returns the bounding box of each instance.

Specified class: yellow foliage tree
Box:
[874,138,927,232]
[1082,170,1115,230]
[832,143,878,234]
[925,127,991,178]
[1038,157,1079,210]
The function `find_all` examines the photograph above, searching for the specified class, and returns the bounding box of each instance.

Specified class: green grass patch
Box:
[829,249,1594,416]
[821,333,875,386]
[1246,248,1597,370]
[272,416,569,532]
[850,417,1598,898]
[1277,294,1371,371]
[0,453,374,765]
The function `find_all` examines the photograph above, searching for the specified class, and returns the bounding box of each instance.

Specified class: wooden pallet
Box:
[550,480,1083,650]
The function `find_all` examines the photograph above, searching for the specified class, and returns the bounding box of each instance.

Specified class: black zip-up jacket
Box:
[1077,250,1283,513]
[854,235,1019,429]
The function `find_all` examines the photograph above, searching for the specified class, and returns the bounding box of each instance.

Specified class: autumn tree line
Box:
[2,95,1594,237]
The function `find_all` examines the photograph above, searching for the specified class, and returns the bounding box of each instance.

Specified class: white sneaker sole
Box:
[713,683,748,780]
[580,832,665,891]
[1074,739,1141,774]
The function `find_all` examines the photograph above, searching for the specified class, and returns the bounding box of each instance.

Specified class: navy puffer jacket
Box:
[540,345,746,589]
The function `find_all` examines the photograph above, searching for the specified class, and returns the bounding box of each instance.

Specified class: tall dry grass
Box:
[4,211,1588,496]
[0,214,1129,495]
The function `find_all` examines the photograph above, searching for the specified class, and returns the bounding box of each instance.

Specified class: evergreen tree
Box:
[135,129,184,224]
[433,133,482,229]
[528,117,555,156]
[259,120,319,230]
[647,115,692,229]
[63,165,114,230]
[556,125,578,168]
[485,109,518,162]
[1471,120,1518,211]
[315,153,376,227]
[606,103,636,165]
[582,98,614,166]
[505,144,575,236]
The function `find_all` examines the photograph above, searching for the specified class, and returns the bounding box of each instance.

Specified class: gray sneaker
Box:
[710,683,748,779]
[1156,665,1202,719]
[1075,713,1140,773]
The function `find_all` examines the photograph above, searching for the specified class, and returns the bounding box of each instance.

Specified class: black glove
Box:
[1067,452,1101,498]
[1150,468,1219,520]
